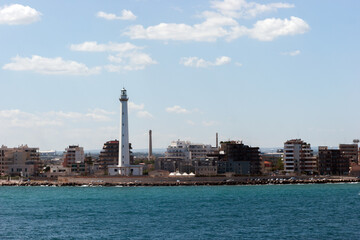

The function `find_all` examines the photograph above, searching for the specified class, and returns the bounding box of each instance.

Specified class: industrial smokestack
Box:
[216,132,218,149]
[148,130,153,160]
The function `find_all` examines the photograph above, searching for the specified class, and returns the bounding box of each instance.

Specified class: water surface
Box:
[0,184,359,239]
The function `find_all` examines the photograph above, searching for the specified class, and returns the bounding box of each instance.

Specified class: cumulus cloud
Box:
[166,106,190,114]
[0,110,62,128]
[180,56,231,68]
[128,102,153,119]
[97,10,136,21]
[3,55,101,75]
[124,0,308,42]
[71,41,156,72]
[137,111,153,119]
[128,102,144,111]
[246,16,310,41]
[106,51,157,72]
[211,0,294,19]
[282,50,301,56]
[0,108,114,129]
[0,4,41,25]
[124,12,237,42]
[70,41,140,52]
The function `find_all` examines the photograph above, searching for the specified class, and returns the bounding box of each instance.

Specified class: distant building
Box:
[155,139,217,173]
[260,152,284,173]
[218,141,261,175]
[98,140,119,172]
[98,140,135,174]
[62,145,84,168]
[193,157,218,176]
[339,144,358,165]
[318,146,350,175]
[165,140,216,161]
[283,139,317,174]
[0,145,41,177]
[46,165,70,178]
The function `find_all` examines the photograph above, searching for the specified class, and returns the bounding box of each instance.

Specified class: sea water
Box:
[0,184,359,239]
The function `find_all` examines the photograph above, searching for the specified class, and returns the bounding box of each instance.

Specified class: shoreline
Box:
[1,176,359,187]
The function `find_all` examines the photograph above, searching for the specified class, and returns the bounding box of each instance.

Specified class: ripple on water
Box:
[0,184,359,239]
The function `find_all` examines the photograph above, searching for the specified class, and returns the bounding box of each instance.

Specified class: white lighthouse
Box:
[119,88,130,167]
[108,88,143,176]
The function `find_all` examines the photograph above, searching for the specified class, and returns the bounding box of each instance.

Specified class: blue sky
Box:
[0,0,359,151]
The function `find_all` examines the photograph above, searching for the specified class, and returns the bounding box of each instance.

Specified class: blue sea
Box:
[0,183,359,239]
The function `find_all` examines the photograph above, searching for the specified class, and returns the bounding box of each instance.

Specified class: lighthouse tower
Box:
[119,88,130,167]
[108,88,143,176]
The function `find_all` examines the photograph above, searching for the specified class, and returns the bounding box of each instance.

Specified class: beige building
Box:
[0,145,40,177]
[62,145,85,168]
[284,139,317,174]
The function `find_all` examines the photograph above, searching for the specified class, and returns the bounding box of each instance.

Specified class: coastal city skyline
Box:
[1,0,360,151]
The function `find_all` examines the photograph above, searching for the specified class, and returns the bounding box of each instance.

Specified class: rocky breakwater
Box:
[1,176,359,187]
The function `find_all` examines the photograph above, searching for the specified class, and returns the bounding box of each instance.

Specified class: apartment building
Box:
[283,139,317,174]
[0,145,40,177]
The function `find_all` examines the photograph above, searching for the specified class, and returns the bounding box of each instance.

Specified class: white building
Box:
[108,88,143,176]
[165,140,216,161]
[284,139,317,174]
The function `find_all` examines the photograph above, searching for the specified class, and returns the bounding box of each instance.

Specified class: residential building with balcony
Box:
[318,146,350,175]
[217,141,261,175]
[339,144,358,165]
[62,145,84,168]
[0,145,40,177]
[283,139,317,174]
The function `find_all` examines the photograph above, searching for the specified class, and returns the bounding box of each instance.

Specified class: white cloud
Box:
[166,105,190,114]
[85,108,115,122]
[235,62,243,67]
[128,102,144,111]
[137,111,153,119]
[0,108,114,129]
[282,50,301,56]
[106,51,157,72]
[124,1,308,42]
[215,56,231,65]
[71,41,156,72]
[124,11,237,42]
[3,55,101,75]
[128,102,153,119]
[0,110,62,128]
[46,109,114,122]
[97,10,137,21]
[0,4,41,25]
[211,0,294,19]
[180,56,231,68]
[70,41,140,52]
[246,16,310,41]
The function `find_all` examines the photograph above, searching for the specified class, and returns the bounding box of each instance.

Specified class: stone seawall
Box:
[1,176,359,187]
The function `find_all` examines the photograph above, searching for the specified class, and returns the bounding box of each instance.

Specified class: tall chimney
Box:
[148,130,152,160]
[216,132,218,149]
